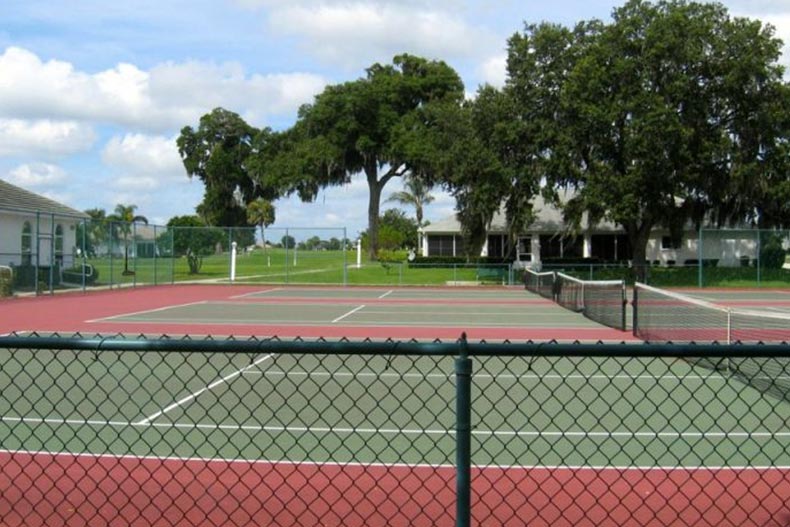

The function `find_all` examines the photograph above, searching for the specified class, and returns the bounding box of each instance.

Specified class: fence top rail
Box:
[1,335,790,358]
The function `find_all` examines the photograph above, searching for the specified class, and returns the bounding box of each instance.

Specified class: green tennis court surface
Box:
[2,346,788,468]
[2,280,790,525]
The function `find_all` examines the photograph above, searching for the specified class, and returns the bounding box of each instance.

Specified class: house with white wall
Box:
[0,179,88,273]
[420,193,758,267]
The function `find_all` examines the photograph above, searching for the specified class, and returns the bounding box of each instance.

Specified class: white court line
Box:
[761,306,790,314]
[135,353,275,425]
[229,288,282,300]
[2,447,788,472]
[0,330,30,337]
[2,415,789,440]
[332,305,365,323]
[378,290,394,299]
[86,300,209,323]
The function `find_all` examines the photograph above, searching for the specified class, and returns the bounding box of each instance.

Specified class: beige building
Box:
[420,193,758,268]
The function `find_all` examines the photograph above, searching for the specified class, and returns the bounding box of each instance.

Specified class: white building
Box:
[420,193,757,267]
[0,179,88,272]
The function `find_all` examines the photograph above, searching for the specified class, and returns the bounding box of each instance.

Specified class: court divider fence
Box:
[0,333,789,526]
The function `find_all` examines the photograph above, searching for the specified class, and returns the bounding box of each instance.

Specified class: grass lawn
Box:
[72,250,514,288]
[56,250,790,290]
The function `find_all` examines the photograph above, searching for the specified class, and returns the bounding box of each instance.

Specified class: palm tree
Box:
[82,208,107,258]
[246,198,276,264]
[386,176,434,248]
[109,204,148,275]
[386,176,435,228]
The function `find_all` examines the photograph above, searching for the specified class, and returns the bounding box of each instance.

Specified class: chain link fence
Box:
[0,205,359,294]
[540,229,790,288]
[0,334,788,526]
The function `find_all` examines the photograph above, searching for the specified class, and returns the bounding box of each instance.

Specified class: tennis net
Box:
[523,268,555,300]
[524,269,627,330]
[633,282,790,343]
[633,282,790,401]
[555,272,627,330]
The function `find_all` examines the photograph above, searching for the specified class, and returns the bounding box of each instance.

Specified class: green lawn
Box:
[74,250,514,288]
[58,250,790,290]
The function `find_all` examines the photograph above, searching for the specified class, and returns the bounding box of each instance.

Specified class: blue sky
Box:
[1,0,788,238]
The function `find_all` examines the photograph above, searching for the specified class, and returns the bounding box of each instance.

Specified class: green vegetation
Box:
[0,266,12,296]
[78,1,790,289]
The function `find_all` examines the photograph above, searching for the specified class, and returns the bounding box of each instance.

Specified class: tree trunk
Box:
[627,222,653,283]
[367,172,383,261]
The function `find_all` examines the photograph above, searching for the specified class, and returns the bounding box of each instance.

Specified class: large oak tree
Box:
[269,54,464,259]
[507,0,790,275]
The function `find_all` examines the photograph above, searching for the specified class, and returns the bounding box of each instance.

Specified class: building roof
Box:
[422,191,619,234]
[0,179,88,219]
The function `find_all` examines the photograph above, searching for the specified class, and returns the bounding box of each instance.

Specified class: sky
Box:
[1,0,789,239]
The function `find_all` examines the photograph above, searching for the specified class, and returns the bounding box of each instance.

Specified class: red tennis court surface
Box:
[0,284,636,341]
[1,451,786,527]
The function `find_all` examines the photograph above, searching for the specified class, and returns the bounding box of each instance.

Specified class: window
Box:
[487,235,504,258]
[591,234,631,261]
[428,235,455,256]
[516,236,532,262]
[21,221,32,265]
[55,224,64,265]
[539,235,583,259]
[661,236,681,250]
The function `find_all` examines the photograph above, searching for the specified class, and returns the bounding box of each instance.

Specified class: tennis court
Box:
[1,282,789,525]
[0,283,634,341]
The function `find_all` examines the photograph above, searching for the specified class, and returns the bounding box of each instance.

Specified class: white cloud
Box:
[5,162,68,187]
[724,1,790,15]
[265,3,497,68]
[0,118,95,158]
[102,133,183,178]
[0,46,328,132]
[479,53,507,88]
[236,0,464,9]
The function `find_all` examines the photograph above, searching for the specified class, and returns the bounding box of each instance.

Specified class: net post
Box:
[455,332,472,527]
[632,283,639,337]
[726,308,732,345]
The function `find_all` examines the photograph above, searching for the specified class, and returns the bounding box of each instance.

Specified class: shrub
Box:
[760,234,786,269]
[0,266,12,297]
[377,250,408,263]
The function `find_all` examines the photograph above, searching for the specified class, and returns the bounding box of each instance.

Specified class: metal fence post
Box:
[35,212,40,295]
[756,230,762,287]
[153,225,158,286]
[171,227,175,285]
[132,222,137,288]
[109,222,114,288]
[698,225,703,288]
[343,227,348,286]
[81,218,87,292]
[49,213,54,294]
[455,332,472,527]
